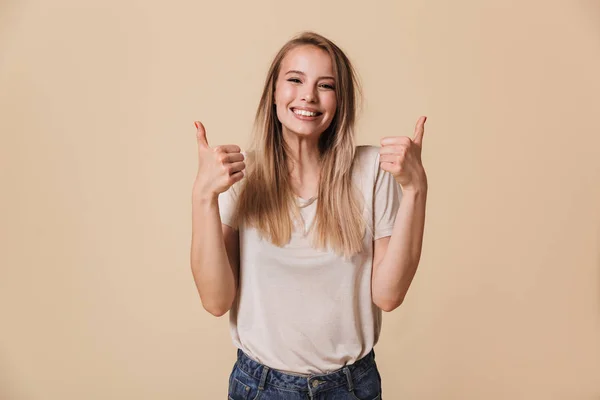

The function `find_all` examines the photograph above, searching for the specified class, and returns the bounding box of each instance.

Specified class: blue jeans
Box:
[228,348,382,399]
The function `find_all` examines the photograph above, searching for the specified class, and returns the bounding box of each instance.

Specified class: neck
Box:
[283,131,320,172]
[282,130,321,197]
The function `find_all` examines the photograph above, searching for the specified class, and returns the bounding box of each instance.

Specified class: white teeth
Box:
[293,109,319,117]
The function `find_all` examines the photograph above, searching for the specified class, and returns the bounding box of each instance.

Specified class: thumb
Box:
[412,116,426,146]
[194,121,210,148]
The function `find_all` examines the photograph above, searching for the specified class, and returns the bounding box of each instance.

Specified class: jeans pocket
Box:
[228,366,261,400]
[228,376,251,400]
[349,365,382,400]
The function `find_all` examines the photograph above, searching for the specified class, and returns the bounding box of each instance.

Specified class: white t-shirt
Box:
[218,145,402,375]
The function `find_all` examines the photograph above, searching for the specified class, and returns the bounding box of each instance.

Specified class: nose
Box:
[301,86,317,103]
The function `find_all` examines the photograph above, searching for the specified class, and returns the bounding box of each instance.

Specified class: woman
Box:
[191,31,428,400]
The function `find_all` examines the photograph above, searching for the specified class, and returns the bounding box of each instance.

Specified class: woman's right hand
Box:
[192,121,245,199]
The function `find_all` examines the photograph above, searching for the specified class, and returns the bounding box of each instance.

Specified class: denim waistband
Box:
[235,348,377,393]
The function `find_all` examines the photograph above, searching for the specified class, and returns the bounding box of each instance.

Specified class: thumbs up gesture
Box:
[379,116,428,192]
[192,121,246,199]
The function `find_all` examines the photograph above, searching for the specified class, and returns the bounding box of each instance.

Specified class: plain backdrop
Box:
[1,0,599,399]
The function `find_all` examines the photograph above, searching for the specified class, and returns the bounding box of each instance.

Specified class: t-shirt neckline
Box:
[296,195,318,208]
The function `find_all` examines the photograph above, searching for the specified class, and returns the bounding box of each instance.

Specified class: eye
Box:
[320,83,335,90]
[287,78,301,83]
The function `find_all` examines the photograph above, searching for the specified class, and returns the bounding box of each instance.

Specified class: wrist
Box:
[402,185,428,195]
[192,189,219,204]
[399,174,428,194]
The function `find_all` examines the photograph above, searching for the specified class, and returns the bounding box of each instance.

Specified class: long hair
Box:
[234,31,365,258]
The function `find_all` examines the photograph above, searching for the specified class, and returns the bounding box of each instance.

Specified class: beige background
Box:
[1,0,599,399]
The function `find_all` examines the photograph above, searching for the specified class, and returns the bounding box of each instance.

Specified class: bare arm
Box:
[372,187,427,312]
[190,194,239,317]
[373,116,428,312]
[190,120,244,317]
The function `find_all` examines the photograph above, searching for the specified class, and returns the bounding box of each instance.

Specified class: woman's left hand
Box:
[379,116,428,192]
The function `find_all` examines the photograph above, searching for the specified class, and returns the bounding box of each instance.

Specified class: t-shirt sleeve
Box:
[217,183,239,230]
[373,151,402,240]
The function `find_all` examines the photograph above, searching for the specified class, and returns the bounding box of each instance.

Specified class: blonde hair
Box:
[235,31,365,258]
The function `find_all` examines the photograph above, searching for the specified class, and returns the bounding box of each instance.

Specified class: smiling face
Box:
[273,45,337,140]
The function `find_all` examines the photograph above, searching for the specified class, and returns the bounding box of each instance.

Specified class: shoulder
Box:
[350,145,383,193]
[354,145,380,162]
[353,145,381,173]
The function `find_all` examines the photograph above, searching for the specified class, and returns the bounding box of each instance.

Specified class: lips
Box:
[291,107,322,116]
[290,109,322,122]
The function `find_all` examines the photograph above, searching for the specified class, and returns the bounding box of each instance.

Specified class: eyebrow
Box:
[285,70,335,80]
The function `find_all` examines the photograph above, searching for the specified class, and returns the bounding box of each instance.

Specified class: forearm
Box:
[190,194,236,316]
[373,186,427,310]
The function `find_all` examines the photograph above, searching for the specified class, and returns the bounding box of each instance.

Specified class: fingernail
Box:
[194,121,199,129]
